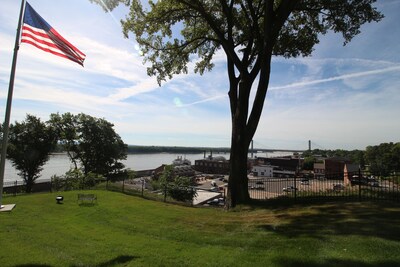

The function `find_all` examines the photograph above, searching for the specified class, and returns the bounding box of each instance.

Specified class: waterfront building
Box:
[252,165,273,177]
[194,156,230,175]
[313,157,352,179]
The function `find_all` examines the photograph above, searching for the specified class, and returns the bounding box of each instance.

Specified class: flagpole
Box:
[0,0,26,209]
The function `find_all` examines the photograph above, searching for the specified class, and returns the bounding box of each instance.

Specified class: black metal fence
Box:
[4,170,399,205]
[104,178,197,206]
[249,170,400,202]
[2,175,104,196]
[2,178,53,196]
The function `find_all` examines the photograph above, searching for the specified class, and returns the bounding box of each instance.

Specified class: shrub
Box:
[51,168,104,191]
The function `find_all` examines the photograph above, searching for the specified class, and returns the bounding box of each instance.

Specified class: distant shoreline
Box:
[52,145,302,155]
[126,145,230,154]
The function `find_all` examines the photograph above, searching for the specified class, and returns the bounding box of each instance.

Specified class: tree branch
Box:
[176,0,243,71]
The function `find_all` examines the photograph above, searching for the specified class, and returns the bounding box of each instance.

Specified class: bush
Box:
[51,168,104,191]
[167,185,196,202]
[107,169,136,182]
[165,176,197,202]
[155,165,197,203]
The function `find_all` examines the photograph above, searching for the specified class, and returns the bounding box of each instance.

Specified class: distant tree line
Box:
[302,143,400,176]
[127,145,230,154]
[2,113,127,192]
[302,149,365,170]
[365,143,400,176]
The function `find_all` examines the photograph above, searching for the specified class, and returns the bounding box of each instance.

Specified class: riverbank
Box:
[4,151,294,183]
[3,153,207,183]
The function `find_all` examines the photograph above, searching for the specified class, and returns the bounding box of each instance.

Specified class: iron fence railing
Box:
[105,179,199,206]
[3,170,399,205]
[249,171,400,202]
[2,178,53,196]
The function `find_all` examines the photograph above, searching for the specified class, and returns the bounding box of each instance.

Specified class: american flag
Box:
[21,2,86,66]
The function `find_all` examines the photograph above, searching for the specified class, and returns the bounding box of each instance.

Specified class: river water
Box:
[4,151,293,182]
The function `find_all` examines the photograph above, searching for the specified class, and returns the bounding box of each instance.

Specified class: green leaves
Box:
[365,142,400,176]
[49,113,128,176]
[91,0,384,207]
[7,115,57,192]
[92,0,383,84]
[114,0,384,85]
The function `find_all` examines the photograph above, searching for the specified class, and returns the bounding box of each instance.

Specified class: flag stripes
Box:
[20,2,86,66]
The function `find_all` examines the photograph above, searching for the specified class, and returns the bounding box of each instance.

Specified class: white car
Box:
[283,186,297,192]
[301,180,310,185]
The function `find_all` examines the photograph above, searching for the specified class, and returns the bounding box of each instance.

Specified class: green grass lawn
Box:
[1,190,400,267]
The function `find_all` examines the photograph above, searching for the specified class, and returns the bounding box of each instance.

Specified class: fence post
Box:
[122,177,125,193]
[294,175,297,202]
[397,175,399,202]
[191,187,194,207]
[391,175,395,201]
[164,184,167,202]
[141,179,144,197]
[14,180,17,196]
[358,168,362,201]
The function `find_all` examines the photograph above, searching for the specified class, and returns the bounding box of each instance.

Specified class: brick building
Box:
[194,156,230,174]
[314,157,352,179]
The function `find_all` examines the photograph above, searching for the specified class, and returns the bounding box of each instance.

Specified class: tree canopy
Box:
[49,113,128,177]
[118,0,383,84]
[90,0,383,207]
[365,142,400,176]
[7,115,57,192]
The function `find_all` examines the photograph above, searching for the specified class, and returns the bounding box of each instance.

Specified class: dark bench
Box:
[77,193,97,204]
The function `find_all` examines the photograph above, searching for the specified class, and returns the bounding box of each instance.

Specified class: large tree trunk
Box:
[226,78,252,208]
[227,124,250,208]
[226,55,272,208]
[24,175,34,193]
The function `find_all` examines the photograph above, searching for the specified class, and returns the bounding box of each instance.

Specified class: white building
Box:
[252,164,296,178]
[252,165,273,177]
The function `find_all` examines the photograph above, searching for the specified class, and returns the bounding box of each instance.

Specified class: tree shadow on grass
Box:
[273,257,399,267]
[95,255,139,267]
[78,203,96,207]
[258,201,400,242]
[14,255,138,267]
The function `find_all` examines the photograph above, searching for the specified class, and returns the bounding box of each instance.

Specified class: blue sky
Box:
[1,0,399,150]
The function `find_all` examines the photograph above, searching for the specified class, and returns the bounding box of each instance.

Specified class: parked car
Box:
[333,183,345,191]
[255,181,264,190]
[350,177,368,186]
[283,186,297,192]
[301,179,310,185]
[250,181,265,190]
[206,198,224,206]
[210,186,219,192]
[370,181,380,187]
[206,199,219,206]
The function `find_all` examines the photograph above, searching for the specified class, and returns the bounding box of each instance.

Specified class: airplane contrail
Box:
[269,65,400,90]
[180,65,400,107]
